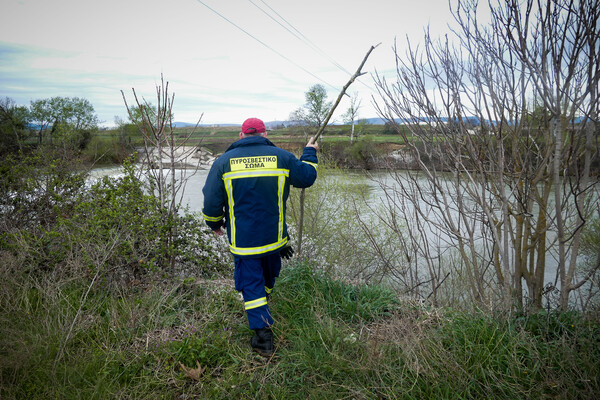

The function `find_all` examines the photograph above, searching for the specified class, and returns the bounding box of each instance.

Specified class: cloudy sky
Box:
[1,0,458,127]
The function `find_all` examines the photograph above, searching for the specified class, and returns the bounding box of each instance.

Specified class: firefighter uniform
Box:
[202,135,318,329]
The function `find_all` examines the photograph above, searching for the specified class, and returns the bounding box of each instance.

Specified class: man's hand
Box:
[280,245,294,259]
[306,136,319,151]
[212,219,227,236]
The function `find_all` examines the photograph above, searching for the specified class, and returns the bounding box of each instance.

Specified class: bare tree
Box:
[122,75,204,269]
[373,0,599,311]
[342,92,362,144]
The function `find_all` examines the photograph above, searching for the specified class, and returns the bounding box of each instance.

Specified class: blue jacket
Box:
[202,136,318,258]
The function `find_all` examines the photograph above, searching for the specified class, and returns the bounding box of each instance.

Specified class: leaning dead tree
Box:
[373,0,599,311]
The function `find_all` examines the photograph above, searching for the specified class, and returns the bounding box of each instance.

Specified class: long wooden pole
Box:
[297,44,379,257]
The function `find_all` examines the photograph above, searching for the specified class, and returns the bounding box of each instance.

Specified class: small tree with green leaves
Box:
[28,96,99,158]
[290,84,333,143]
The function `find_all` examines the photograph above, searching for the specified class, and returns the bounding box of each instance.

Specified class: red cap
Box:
[241,118,266,134]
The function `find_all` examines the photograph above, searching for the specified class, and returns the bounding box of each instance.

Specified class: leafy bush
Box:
[343,135,380,169]
[1,155,228,286]
[81,124,140,165]
[81,135,127,165]
[0,150,87,231]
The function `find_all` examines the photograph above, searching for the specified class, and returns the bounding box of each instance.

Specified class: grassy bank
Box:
[87,124,407,167]
[1,262,598,399]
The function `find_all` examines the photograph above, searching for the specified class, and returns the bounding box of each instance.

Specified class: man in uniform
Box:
[202,117,318,356]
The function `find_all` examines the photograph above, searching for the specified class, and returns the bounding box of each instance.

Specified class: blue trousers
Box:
[234,253,282,330]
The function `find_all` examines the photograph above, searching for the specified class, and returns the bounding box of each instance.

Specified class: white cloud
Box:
[0,0,458,126]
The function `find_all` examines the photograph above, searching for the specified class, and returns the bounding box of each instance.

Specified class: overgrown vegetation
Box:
[1,130,598,399]
[0,154,228,285]
[287,167,404,286]
[2,256,598,399]
[2,0,599,395]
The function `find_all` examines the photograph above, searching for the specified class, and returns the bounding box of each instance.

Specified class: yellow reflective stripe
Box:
[277,175,285,241]
[202,212,224,222]
[265,286,273,294]
[230,237,288,256]
[302,161,318,172]
[224,178,236,247]
[223,168,289,180]
[245,297,267,310]
[222,167,289,252]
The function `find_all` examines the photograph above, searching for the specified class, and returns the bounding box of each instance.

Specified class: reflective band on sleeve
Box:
[202,212,224,222]
[265,286,273,294]
[302,161,318,172]
[277,174,285,241]
[245,297,268,310]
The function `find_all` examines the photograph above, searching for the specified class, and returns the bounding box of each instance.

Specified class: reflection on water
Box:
[179,169,211,213]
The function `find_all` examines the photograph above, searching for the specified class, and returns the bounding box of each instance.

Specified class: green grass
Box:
[86,124,417,168]
[1,262,599,399]
[95,124,408,147]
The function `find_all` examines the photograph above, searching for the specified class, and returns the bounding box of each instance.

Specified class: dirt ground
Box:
[376,142,404,152]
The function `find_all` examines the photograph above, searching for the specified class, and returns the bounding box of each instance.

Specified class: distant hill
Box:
[172,118,429,127]
[356,116,499,126]
[172,121,197,128]
[172,116,557,128]
[357,118,386,125]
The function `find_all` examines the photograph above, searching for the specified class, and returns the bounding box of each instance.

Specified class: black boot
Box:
[251,327,274,357]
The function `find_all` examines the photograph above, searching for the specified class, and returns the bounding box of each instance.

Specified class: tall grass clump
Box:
[269,264,600,399]
[0,152,230,398]
[1,251,599,398]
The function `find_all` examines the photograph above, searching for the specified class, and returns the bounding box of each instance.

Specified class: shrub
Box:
[343,135,380,169]
[0,150,87,231]
[1,156,228,287]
